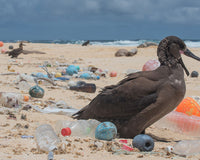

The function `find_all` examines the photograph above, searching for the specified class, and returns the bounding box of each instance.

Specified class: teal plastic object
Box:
[66,65,78,76]
[80,73,91,79]
[29,85,44,98]
[95,122,117,141]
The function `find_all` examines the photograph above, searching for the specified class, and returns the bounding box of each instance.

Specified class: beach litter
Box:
[142,59,160,71]
[0,92,29,108]
[172,139,200,157]
[29,85,45,98]
[191,71,199,77]
[95,122,117,141]
[110,71,117,77]
[154,96,200,136]
[132,134,154,152]
[69,81,96,93]
[0,41,4,47]
[32,105,78,116]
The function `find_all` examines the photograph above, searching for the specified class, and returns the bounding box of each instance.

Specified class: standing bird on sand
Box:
[73,36,200,138]
[8,42,25,58]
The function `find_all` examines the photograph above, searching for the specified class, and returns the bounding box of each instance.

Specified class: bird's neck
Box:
[160,57,179,68]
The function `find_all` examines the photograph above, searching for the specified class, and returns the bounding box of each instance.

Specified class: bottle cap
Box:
[61,127,71,136]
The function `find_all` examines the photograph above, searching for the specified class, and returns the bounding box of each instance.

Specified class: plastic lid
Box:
[61,127,71,136]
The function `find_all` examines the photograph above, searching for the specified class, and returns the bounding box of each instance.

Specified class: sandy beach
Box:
[0,43,200,160]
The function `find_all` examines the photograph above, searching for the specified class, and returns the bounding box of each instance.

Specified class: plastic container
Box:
[55,119,100,138]
[173,140,200,156]
[35,124,60,152]
[154,111,200,136]
[29,85,45,98]
[175,97,200,116]
[0,92,29,108]
[69,82,96,93]
[17,80,32,92]
[95,122,117,141]
[16,73,36,83]
[142,59,160,71]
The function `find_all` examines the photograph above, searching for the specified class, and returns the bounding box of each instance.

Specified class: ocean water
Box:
[3,39,200,48]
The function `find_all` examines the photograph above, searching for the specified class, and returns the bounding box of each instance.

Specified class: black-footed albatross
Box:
[73,36,200,138]
[8,42,25,58]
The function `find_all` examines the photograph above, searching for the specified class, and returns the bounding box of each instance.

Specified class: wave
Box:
[2,39,200,48]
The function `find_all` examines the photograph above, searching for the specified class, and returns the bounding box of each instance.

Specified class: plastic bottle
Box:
[48,151,54,160]
[173,140,200,156]
[69,82,96,93]
[0,92,29,108]
[154,111,200,136]
[55,119,100,138]
[16,73,36,83]
[35,124,60,152]
[17,80,32,92]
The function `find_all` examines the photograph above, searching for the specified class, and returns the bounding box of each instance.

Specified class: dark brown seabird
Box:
[8,42,25,58]
[73,36,200,138]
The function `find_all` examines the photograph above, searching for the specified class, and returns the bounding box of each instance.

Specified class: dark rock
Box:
[9,45,14,50]
[126,48,137,56]
[137,42,158,48]
[115,49,129,57]
[115,48,137,57]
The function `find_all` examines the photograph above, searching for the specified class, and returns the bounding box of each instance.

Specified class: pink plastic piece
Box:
[142,59,160,71]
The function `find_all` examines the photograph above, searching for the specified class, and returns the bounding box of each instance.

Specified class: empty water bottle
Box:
[35,124,60,152]
[173,140,200,156]
[153,111,200,136]
[55,119,100,138]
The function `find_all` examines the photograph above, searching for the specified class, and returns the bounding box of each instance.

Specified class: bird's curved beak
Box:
[179,49,200,76]
[184,49,200,61]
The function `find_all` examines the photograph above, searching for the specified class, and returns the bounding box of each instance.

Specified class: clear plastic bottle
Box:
[173,140,200,156]
[55,119,100,138]
[154,111,200,136]
[16,73,36,83]
[17,80,32,92]
[0,92,29,108]
[35,124,60,152]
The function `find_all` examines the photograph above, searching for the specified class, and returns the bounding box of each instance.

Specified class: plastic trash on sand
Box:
[173,140,200,156]
[0,92,28,108]
[154,111,200,136]
[35,124,60,152]
[32,105,79,117]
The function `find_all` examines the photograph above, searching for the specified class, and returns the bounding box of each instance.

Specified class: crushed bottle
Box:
[35,124,60,152]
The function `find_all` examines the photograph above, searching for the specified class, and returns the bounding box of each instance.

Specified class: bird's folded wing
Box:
[73,72,161,120]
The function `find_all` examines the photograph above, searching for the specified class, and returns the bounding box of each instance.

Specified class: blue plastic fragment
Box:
[21,135,34,138]
[54,77,70,81]
[80,73,92,79]
[95,122,117,141]
[66,65,78,75]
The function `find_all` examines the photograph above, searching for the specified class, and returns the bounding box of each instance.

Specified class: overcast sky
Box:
[0,0,200,40]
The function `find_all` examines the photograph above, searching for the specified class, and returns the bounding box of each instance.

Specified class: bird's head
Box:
[157,36,200,76]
